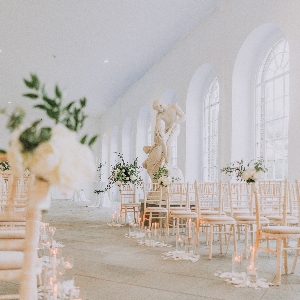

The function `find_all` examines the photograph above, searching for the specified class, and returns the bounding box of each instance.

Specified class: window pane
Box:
[203,77,219,181]
[255,39,289,180]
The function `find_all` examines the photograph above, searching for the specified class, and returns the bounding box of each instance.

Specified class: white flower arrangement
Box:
[8,124,94,190]
[2,74,97,190]
[158,176,172,187]
[153,166,180,187]
[106,153,143,189]
[220,158,268,183]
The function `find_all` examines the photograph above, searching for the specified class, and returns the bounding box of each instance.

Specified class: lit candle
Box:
[233,256,241,263]
[247,264,257,276]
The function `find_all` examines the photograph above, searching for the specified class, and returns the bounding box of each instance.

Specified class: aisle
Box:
[2,199,300,299]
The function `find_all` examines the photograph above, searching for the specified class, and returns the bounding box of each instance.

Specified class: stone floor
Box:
[2,199,300,299]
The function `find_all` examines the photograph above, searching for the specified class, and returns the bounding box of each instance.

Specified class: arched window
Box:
[203,77,219,182]
[255,39,289,179]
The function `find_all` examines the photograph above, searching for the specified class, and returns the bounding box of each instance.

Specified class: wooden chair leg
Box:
[276,239,283,285]
[209,224,213,259]
[291,238,300,274]
[233,224,237,252]
[244,224,248,257]
[219,225,222,254]
[283,238,288,274]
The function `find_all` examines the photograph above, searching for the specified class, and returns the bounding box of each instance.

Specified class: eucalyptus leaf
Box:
[46,109,58,120]
[34,104,49,111]
[55,85,62,99]
[38,127,51,143]
[24,78,35,88]
[80,98,86,107]
[23,93,38,99]
[63,101,75,111]
[43,97,57,108]
[88,135,98,146]
[80,134,88,144]
[31,74,40,90]
[32,120,42,127]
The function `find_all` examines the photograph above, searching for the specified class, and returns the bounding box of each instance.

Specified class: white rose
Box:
[9,124,95,190]
[125,177,129,180]
[115,181,121,186]
[252,170,264,181]
[130,175,137,181]
[241,170,249,181]
[248,168,256,178]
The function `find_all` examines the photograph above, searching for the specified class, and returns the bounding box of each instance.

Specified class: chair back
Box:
[194,181,219,215]
[143,182,164,208]
[167,183,189,210]
[119,183,136,204]
[256,180,288,225]
[224,182,253,217]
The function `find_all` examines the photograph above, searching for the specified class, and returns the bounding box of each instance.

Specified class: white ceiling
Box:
[0,0,221,116]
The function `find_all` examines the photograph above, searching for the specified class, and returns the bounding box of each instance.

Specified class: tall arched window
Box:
[203,77,219,182]
[255,39,289,179]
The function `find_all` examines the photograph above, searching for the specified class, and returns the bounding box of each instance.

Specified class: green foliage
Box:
[19,121,51,152]
[153,166,168,180]
[220,158,268,183]
[22,74,98,147]
[105,152,143,190]
[0,107,26,133]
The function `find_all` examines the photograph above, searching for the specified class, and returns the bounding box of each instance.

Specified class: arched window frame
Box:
[203,77,219,182]
[255,38,289,179]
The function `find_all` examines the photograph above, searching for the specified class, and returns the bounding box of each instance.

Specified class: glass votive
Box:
[246,246,258,284]
[176,234,185,251]
[145,226,152,242]
[246,260,258,284]
[232,251,243,282]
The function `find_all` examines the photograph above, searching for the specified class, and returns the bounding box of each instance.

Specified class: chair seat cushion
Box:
[235,216,269,223]
[201,210,225,216]
[232,210,250,217]
[0,251,23,269]
[267,216,298,223]
[262,226,300,235]
[201,216,236,223]
[0,229,25,239]
[170,210,198,218]
[122,203,140,207]
[145,207,168,212]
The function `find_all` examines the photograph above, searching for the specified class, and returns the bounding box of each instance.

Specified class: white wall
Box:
[98,0,300,181]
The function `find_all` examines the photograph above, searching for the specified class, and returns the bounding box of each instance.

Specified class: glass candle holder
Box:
[176,234,186,251]
[145,226,152,242]
[232,251,243,282]
[246,246,258,284]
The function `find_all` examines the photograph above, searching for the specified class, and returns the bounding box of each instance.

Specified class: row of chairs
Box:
[119,179,300,285]
[0,165,50,299]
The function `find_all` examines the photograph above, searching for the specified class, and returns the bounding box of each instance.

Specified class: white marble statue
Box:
[152,100,186,165]
[142,119,168,181]
[143,100,185,183]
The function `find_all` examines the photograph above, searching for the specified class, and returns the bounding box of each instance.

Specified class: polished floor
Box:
[2,198,300,300]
